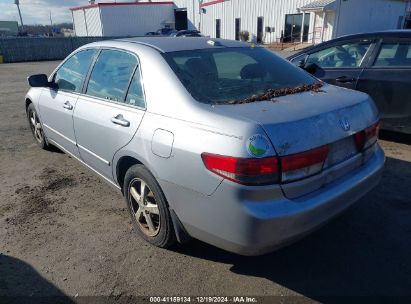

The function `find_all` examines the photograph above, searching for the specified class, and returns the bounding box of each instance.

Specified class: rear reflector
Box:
[354,121,380,151]
[201,153,279,185]
[280,145,330,183]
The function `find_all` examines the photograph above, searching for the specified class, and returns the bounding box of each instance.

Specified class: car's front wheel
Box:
[27,103,49,150]
[124,165,176,248]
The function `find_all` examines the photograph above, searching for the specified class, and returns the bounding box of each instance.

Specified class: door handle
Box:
[63,101,73,110]
[111,114,130,127]
[335,76,355,83]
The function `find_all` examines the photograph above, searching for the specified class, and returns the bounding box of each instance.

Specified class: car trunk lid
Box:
[213,85,379,198]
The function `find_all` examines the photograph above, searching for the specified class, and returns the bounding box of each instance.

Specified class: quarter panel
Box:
[114,111,273,197]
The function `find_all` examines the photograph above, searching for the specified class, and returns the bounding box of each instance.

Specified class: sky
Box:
[0,0,119,25]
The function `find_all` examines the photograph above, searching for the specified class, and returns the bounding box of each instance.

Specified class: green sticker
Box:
[246,134,270,158]
[249,143,266,157]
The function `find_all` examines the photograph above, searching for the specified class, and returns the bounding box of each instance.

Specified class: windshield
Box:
[163,47,319,104]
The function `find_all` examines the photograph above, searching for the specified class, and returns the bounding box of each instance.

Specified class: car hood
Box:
[212,84,379,156]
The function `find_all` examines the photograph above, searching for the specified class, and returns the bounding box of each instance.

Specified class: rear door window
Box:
[306,41,372,68]
[373,42,411,67]
[86,50,137,102]
[125,66,145,108]
[54,49,96,93]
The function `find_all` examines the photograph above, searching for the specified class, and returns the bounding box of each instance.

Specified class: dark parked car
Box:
[170,30,203,37]
[288,30,411,134]
[145,28,177,37]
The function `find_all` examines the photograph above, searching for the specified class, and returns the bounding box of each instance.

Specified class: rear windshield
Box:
[163,47,317,104]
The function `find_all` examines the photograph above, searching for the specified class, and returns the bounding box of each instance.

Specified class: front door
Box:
[284,13,310,42]
[39,49,97,157]
[73,49,146,180]
[305,39,374,90]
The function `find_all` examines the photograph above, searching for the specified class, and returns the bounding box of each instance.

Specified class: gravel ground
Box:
[0,61,411,302]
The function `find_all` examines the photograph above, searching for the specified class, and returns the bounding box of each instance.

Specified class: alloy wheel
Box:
[128,178,161,237]
[30,111,43,143]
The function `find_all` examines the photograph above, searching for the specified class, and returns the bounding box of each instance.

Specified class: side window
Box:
[86,50,137,102]
[125,67,145,108]
[373,42,411,67]
[306,41,371,68]
[54,49,96,93]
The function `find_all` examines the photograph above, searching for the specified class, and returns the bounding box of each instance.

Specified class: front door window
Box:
[306,41,372,69]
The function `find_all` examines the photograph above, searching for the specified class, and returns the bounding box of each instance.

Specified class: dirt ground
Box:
[1,61,411,302]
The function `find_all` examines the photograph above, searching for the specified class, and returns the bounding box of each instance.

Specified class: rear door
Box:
[356,38,411,125]
[73,49,146,180]
[39,49,97,157]
[305,39,375,90]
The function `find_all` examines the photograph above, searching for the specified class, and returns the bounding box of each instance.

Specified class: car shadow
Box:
[380,130,411,145]
[0,254,74,303]
[174,156,411,301]
[47,144,65,154]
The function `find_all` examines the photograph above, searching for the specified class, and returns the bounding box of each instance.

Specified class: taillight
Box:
[354,121,380,151]
[201,153,279,185]
[280,145,329,183]
[202,145,330,185]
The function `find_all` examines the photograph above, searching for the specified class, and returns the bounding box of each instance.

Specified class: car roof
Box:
[115,37,249,53]
[289,30,411,58]
[332,29,411,41]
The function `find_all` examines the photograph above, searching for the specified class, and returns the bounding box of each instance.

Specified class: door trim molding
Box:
[43,123,76,146]
[78,144,111,166]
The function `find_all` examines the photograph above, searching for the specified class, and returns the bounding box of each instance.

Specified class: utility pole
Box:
[14,0,24,32]
[49,11,53,36]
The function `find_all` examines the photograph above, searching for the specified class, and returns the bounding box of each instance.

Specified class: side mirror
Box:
[297,59,306,68]
[303,63,319,75]
[28,74,49,87]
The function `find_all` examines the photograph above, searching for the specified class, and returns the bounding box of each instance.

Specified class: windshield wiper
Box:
[219,83,324,105]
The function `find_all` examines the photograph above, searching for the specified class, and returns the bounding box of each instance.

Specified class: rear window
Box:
[163,47,317,104]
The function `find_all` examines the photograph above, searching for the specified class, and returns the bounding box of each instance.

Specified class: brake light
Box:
[201,153,279,185]
[202,145,330,185]
[280,145,329,183]
[354,121,380,151]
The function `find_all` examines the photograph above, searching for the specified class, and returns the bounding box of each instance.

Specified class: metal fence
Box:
[0,37,128,63]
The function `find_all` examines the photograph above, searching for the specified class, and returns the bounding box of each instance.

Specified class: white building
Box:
[71,0,411,44]
[71,1,175,37]
[185,0,410,44]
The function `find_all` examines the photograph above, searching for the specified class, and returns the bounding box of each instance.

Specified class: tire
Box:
[123,164,177,248]
[27,103,49,150]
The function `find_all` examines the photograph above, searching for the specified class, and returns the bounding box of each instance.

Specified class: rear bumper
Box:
[161,145,385,256]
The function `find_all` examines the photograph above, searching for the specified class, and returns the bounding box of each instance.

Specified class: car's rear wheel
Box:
[27,103,49,150]
[124,165,176,248]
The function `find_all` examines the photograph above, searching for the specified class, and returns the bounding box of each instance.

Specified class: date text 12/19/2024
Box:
[149,297,258,303]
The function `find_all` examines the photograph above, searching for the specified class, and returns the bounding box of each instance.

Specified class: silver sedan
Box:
[25,37,385,255]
